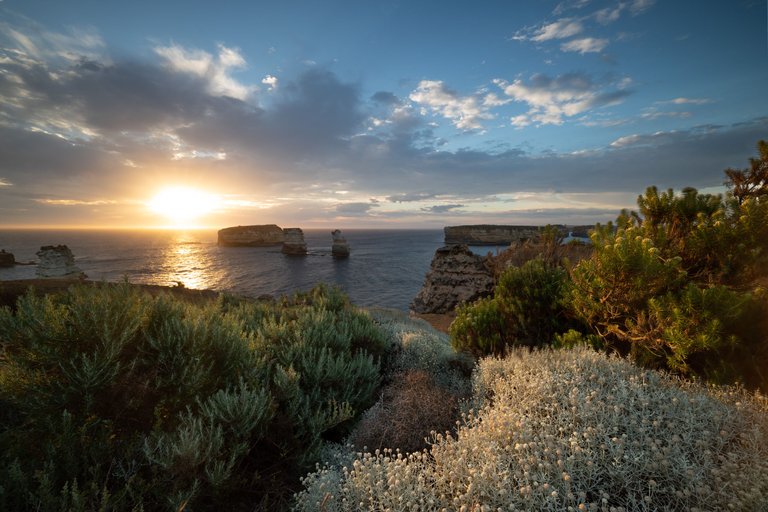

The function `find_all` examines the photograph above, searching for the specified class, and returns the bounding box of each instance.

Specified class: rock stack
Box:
[218,225,284,246]
[410,244,494,314]
[331,229,350,258]
[35,245,85,279]
[0,249,14,267]
[282,228,307,255]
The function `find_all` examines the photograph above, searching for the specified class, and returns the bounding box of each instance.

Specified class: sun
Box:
[148,186,220,227]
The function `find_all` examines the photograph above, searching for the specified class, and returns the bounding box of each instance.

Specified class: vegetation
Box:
[295,347,768,511]
[0,283,388,510]
[451,140,768,390]
[451,259,570,356]
[3,141,768,511]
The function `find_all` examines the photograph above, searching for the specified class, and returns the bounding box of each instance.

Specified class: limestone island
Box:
[217,225,284,246]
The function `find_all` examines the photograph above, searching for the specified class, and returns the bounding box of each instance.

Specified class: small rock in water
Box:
[0,249,15,267]
[36,245,86,279]
[331,229,350,258]
[282,228,307,255]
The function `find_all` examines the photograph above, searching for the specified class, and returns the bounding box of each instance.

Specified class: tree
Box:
[724,140,768,204]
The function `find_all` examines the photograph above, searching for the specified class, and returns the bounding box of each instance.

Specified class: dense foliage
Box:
[295,347,768,511]
[0,283,388,510]
[452,140,768,390]
[451,258,570,356]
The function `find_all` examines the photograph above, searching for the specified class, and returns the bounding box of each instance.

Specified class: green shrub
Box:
[451,258,570,356]
[0,282,387,510]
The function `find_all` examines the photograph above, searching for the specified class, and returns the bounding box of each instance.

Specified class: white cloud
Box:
[610,130,674,148]
[531,18,584,41]
[496,73,630,126]
[154,43,255,100]
[261,74,278,91]
[0,178,12,187]
[657,97,713,105]
[35,198,117,206]
[630,0,656,15]
[560,37,609,53]
[0,21,106,63]
[409,80,497,131]
[594,6,623,24]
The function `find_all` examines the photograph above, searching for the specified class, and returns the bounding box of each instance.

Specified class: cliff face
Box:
[218,225,284,246]
[444,225,543,245]
[410,245,494,314]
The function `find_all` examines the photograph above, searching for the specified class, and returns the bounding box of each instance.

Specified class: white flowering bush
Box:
[295,346,768,511]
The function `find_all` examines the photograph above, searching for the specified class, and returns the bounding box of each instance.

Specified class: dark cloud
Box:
[334,201,380,215]
[371,91,401,105]
[420,204,464,213]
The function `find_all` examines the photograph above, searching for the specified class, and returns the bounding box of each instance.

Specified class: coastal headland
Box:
[444,224,592,245]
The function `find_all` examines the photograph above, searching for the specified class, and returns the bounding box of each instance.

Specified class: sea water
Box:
[0,229,448,310]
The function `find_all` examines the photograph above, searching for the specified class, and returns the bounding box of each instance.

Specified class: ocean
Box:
[0,229,483,311]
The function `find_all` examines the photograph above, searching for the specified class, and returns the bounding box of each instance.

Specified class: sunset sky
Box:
[1,0,766,228]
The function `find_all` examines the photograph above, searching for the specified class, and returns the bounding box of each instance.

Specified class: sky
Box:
[0,0,766,229]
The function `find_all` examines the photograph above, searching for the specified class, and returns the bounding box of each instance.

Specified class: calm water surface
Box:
[0,229,447,310]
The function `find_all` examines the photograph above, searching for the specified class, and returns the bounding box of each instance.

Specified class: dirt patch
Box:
[412,312,456,334]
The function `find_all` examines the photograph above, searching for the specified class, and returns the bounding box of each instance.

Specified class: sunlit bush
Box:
[295,347,768,511]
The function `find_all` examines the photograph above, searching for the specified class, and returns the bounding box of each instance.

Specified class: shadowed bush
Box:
[0,282,388,511]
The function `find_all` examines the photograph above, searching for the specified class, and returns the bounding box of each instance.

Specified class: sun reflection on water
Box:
[157,233,218,290]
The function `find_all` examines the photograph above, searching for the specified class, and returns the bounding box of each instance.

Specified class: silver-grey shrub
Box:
[295,346,768,511]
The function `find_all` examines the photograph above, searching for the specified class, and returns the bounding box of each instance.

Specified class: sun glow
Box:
[148,186,220,227]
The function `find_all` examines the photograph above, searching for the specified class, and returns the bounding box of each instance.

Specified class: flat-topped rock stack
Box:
[282,228,307,255]
[35,245,85,279]
[331,229,350,258]
[411,244,494,314]
[218,225,284,246]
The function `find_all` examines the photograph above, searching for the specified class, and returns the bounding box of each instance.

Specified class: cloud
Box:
[657,97,714,105]
[560,37,609,53]
[334,201,380,215]
[154,43,255,100]
[35,198,117,206]
[261,74,278,91]
[409,80,498,131]
[630,0,656,15]
[421,204,464,213]
[594,6,623,24]
[496,72,631,126]
[530,18,584,42]
[387,192,438,202]
[371,91,401,105]
[0,178,12,187]
[554,0,593,15]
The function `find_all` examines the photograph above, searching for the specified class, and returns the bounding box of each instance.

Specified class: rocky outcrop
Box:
[35,245,85,279]
[282,228,307,255]
[331,229,350,258]
[0,250,14,267]
[218,225,284,246]
[410,245,494,314]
